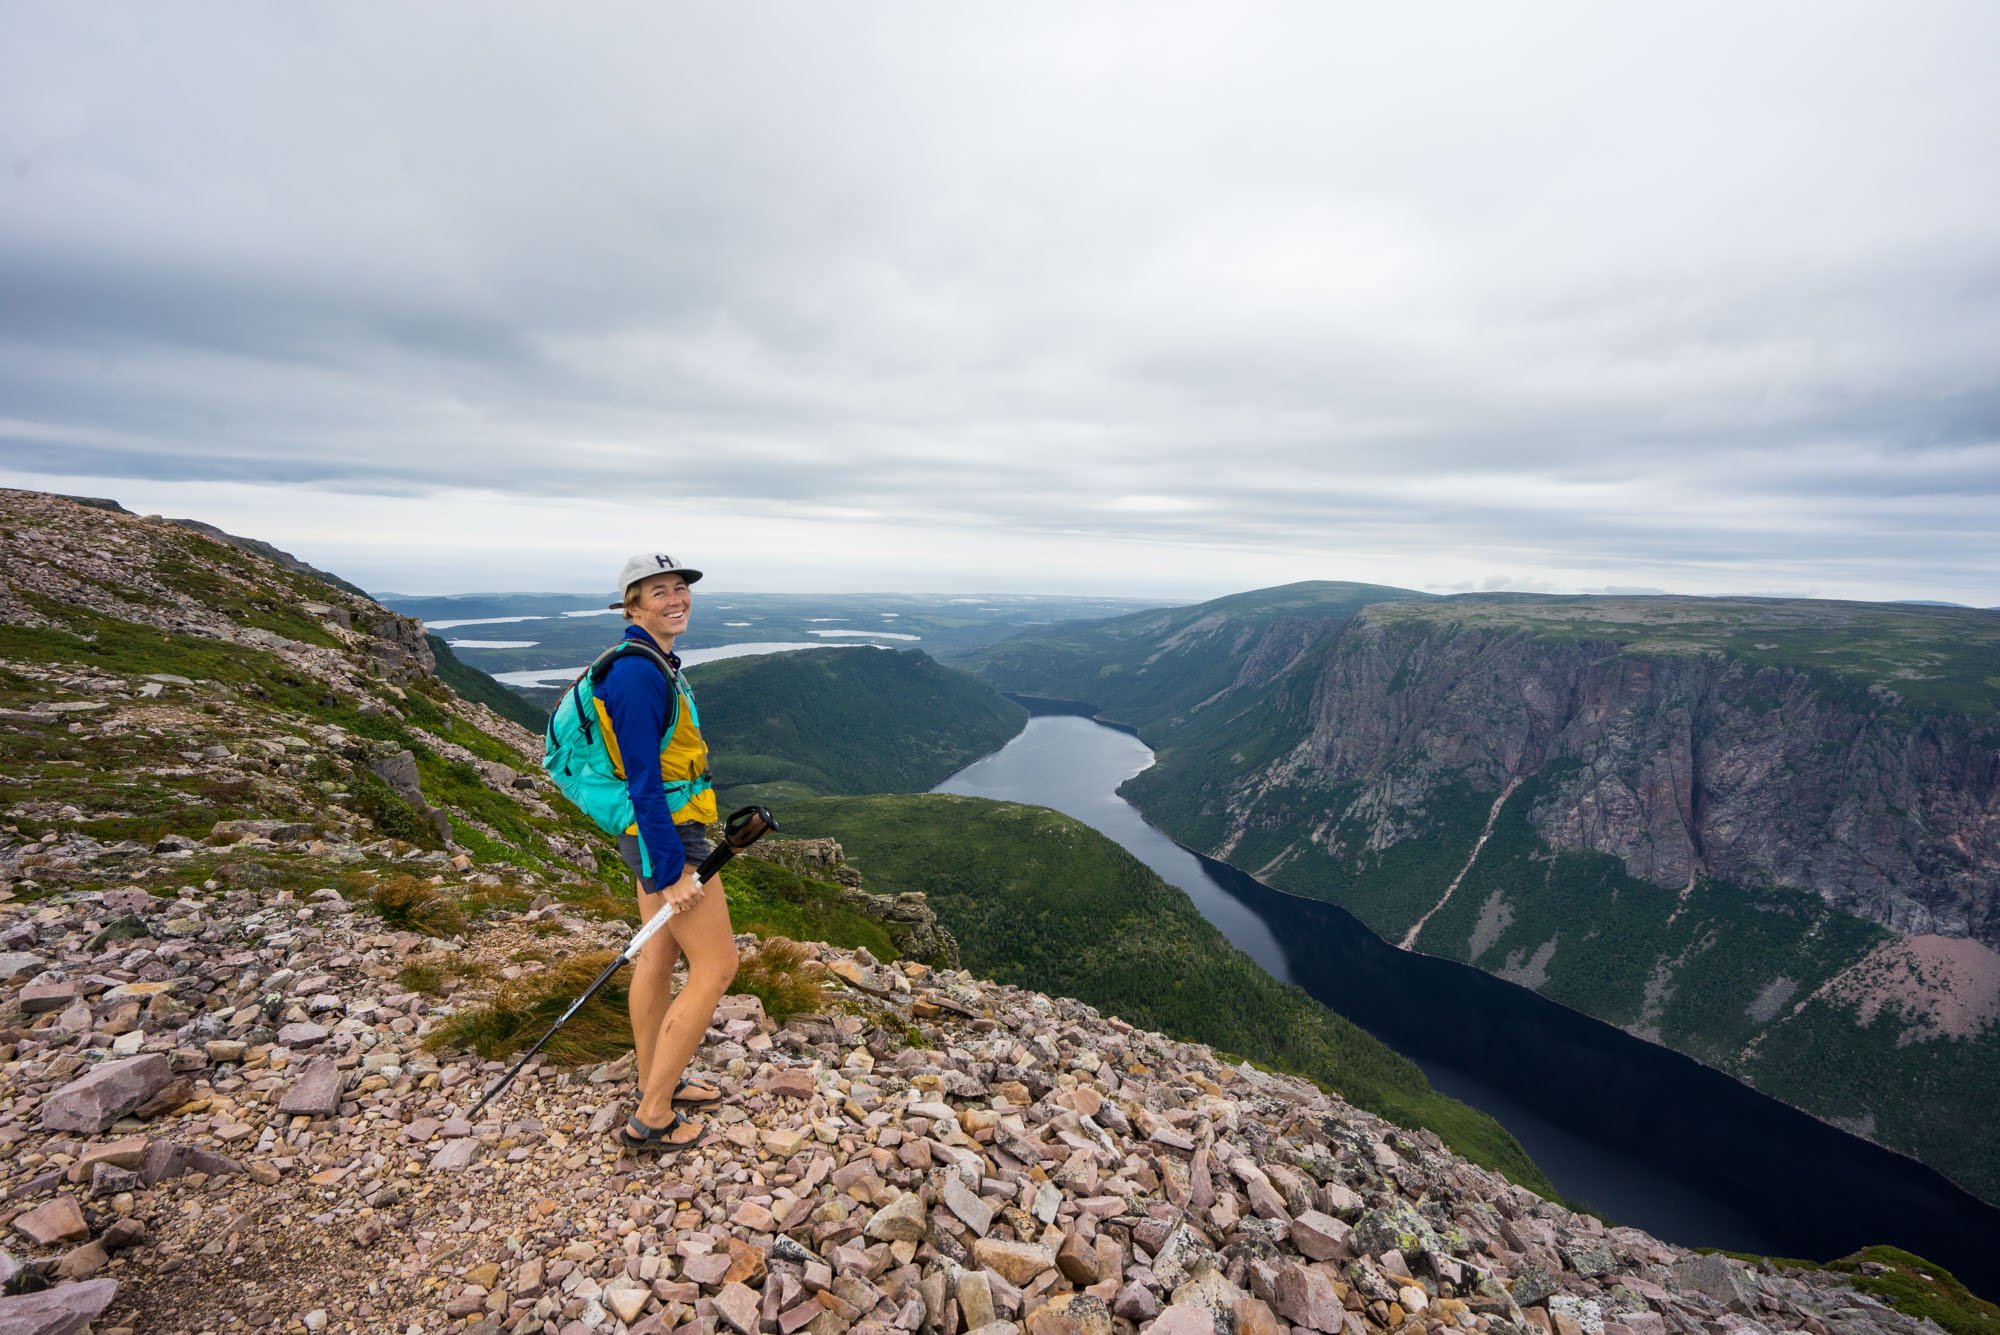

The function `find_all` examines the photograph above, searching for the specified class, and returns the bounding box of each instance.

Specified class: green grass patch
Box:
[1716,1247,2000,1335]
[733,937,831,1024]
[349,767,441,846]
[721,856,901,961]
[426,949,633,1067]
[1823,1246,2000,1335]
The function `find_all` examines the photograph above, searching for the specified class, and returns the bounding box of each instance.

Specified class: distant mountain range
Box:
[380,589,1165,679]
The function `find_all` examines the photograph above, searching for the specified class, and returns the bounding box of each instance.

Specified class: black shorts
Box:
[618,822,715,892]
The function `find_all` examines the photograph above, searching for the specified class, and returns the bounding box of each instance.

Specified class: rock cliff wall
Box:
[1255,610,2000,945]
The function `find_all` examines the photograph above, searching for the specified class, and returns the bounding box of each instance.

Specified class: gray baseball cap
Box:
[609,552,704,607]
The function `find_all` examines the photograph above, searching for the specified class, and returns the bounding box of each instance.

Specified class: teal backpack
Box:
[541,639,707,877]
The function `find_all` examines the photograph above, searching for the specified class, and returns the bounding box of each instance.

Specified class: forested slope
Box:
[694,647,1025,802]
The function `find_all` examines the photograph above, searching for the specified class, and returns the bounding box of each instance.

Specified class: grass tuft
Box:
[733,936,830,1025]
[426,949,632,1067]
[368,874,468,938]
[398,961,449,995]
[1825,1246,1998,1335]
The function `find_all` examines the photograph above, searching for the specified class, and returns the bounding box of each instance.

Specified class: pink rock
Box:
[0,1278,119,1332]
[1271,1263,1346,1333]
[427,1138,480,1172]
[1233,1297,1287,1335]
[1147,1305,1217,1335]
[76,1135,150,1174]
[1055,1231,1099,1284]
[1288,1211,1351,1262]
[1113,1284,1158,1323]
[40,1054,172,1133]
[732,1200,777,1233]
[714,1281,762,1335]
[762,1069,816,1098]
[277,1056,345,1116]
[54,1241,110,1281]
[18,981,76,1013]
[12,1196,89,1246]
[971,1237,1056,1287]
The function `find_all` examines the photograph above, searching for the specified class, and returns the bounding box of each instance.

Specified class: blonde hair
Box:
[623,585,644,621]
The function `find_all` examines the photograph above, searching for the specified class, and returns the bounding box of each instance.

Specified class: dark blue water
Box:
[936,713,2000,1298]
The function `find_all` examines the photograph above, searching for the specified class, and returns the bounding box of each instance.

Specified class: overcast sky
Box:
[3,4,1997,604]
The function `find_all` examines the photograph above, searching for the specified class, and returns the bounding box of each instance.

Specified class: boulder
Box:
[12,1197,89,1247]
[714,1281,761,1335]
[1271,1263,1346,1334]
[1149,1306,1217,1335]
[971,1237,1056,1287]
[18,981,77,1014]
[40,1054,173,1133]
[0,1278,119,1335]
[277,1057,345,1116]
[1669,1255,1755,1313]
[942,1174,994,1236]
[863,1192,928,1243]
[1289,1210,1351,1262]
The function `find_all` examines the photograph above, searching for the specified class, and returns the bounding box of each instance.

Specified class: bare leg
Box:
[633,878,737,1128]
[627,879,682,1097]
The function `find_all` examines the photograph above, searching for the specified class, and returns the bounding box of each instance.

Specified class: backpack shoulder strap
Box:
[581,640,680,741]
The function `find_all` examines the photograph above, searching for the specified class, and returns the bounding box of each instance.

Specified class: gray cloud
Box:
[1,2,1997,601]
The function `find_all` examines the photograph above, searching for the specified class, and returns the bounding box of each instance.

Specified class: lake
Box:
[936,711,2000,1296]
[490,641,870,687]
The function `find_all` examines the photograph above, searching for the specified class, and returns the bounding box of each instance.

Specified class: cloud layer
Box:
[3,3,1997,601]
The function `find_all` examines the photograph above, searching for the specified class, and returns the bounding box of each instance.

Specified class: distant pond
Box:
[935,709,2000,1299]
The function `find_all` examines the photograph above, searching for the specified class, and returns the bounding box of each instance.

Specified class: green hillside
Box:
[693,648,1026,803]
[427,633,547,731]
[965,580,1431,731]
[775,791,1559,1198]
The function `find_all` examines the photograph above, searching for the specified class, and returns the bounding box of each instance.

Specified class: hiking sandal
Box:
[616,1110,701,1155]
[673,1076,725,1110]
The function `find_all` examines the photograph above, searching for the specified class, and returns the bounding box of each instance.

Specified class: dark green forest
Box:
[693,648,1025,802]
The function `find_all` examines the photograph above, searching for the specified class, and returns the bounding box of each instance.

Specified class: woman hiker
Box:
[595,552,736,1153]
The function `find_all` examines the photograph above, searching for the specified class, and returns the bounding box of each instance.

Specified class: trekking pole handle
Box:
[619,806,779,963]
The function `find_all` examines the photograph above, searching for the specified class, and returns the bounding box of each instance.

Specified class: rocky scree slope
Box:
[0,486,622,899]
[2,877,1970,1335]
[995,591,2000,1204]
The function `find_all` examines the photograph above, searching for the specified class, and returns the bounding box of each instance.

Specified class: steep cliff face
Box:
[1261,608,2000,945]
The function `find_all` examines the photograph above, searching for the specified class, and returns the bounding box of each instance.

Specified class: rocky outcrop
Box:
[753,837,962,969]
[0,882,1954,1335]
[1251,609,2000,945]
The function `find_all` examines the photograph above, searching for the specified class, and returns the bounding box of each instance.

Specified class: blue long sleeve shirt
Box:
[595,625,687,885]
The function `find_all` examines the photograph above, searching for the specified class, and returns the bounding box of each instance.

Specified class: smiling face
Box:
[627,572,692,647]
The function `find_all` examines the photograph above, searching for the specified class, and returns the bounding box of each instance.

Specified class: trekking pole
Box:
[468,805,779,1117]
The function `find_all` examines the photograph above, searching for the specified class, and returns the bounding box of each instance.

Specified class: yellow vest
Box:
[591,672,718,826]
